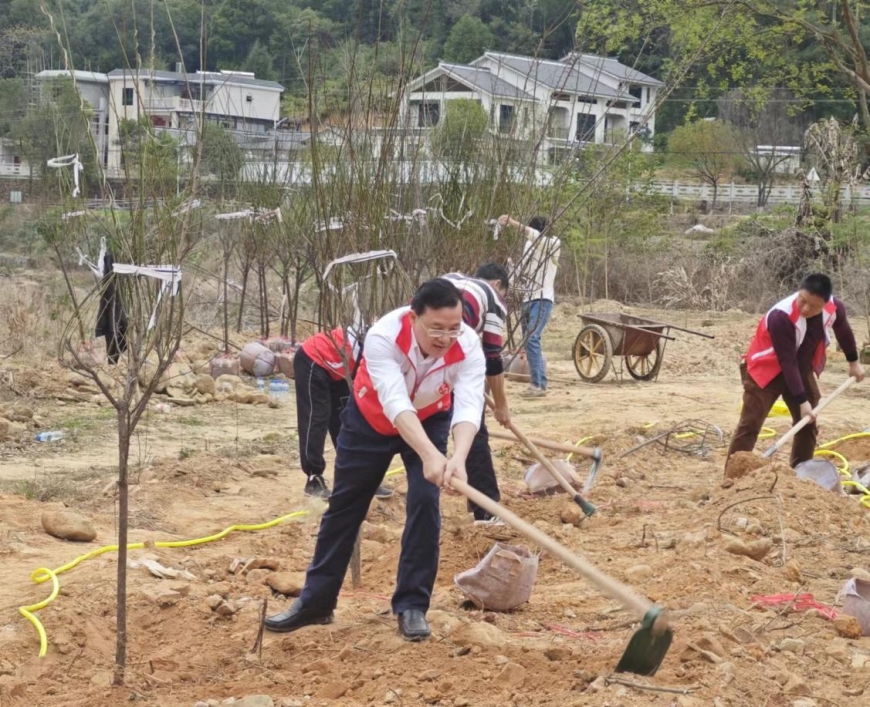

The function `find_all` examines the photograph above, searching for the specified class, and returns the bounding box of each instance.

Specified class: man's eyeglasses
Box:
[425,329,461,339]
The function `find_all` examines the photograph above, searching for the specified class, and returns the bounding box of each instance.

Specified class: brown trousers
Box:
[726,363,820,469]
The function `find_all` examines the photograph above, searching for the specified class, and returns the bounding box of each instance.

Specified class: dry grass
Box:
[0,279,64,363]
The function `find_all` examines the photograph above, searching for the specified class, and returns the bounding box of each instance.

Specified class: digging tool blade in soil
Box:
[614,606,673,676]
[485,394,596,516]
[451,478,673,675]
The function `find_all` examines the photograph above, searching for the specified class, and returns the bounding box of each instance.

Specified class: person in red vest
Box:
[266,278,485,642]
[295,327,392,500]
[726,273,864,469]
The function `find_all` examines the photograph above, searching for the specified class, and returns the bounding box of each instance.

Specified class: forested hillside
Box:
[1,0,868,134]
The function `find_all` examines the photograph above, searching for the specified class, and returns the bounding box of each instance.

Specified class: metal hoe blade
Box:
[614,607,674,677]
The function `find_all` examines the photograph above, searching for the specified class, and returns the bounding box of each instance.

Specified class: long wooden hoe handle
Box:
[762,377,856,459]
[450,477,655,621]
[485,394,595,516]
[488,429,598,458]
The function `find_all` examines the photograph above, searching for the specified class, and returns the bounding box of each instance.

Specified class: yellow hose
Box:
[19,509,309,658]
[813,449,850,477]
[819,431,870,449]
[814,433,870,508]
[566,436,593,463]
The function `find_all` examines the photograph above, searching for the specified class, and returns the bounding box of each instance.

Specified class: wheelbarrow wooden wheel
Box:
[625,340,664,381]
[573,324,612,383]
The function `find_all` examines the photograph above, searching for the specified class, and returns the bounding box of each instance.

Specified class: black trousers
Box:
[298,396,449,614]
[294,349,349,478]
[465,411,501,520]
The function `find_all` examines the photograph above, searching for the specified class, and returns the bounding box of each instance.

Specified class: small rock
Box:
[777,638,805,654]
[493,662,526,688]
[336,645,354,662]
[745,522,764,535]
[41,510,97,542]
[833,614,863,639]
[451,622,507,649]
[587,676,606,693]
[544,647,571,661]
[560,506,583,527]
[278,700,303,707]
[246,569,270,585]
[314,683,348,700]
[688,487,709,502]
[234,697,275,707]
[214,600,238,617]
[302,658,333,675]
[783,560,802,583]
[783,674,810,696]
[451,646,471,657]
[426,609,463,636]
[89,671,114,687]
[265,572,305,597]
[850,567,870,582]
[453,699,469,707]
[418,669,441,682]
[696,634,727,659]
[141,584,182,607]
[824,638,850,663]
[361,521,390,543]
[677,697,701,707]
[624,564,653,582]
[493,655,509,665]
[723,537,772,561]
[206,594,224,610]
[791,699,817,707]
[195,374,216,396]
[852,653,870,669]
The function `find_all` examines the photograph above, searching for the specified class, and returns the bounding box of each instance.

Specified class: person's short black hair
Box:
[528,216,548,233]
[801,273,833,302]
[411,278,462,315]
[474,262,509,291]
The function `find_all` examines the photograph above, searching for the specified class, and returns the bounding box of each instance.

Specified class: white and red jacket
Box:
[301,328,359,381]
[744,292,837,388]
[353,306,486,436]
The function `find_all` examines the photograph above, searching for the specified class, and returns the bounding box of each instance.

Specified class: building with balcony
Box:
[36,69,112,167]
[105,67,284,175]
[402,51,662,160]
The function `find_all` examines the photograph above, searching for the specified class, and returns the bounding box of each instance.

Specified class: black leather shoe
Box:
[397,610,431,642]
[264,598,333,633]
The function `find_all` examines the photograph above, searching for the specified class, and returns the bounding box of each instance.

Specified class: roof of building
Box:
[437,63,536,101]
[37,69,109,84]
[107,69,284,91]
[473,52,634,100]
[560,53,664,87]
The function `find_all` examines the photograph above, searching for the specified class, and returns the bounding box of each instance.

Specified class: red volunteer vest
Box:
[353,312,466,435]
[301,328,357,381]
[744,292,837,388]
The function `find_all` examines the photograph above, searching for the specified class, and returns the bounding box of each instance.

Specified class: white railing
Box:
[648,181,870,205]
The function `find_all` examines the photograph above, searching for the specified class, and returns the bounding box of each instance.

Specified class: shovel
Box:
[451,477,673,675]
[485,394,598,514]
[762,377,857,459]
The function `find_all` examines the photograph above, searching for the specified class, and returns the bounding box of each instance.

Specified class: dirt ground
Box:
[1,302,869,707]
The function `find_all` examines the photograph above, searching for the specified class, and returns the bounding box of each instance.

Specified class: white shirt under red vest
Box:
[353,306,486,436]
[744,292,837,388]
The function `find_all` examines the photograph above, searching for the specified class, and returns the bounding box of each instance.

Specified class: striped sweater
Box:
[443,272,507,377]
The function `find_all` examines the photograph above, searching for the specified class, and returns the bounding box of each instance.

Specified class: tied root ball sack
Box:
[454,543,539,611]
[524,459,582,495]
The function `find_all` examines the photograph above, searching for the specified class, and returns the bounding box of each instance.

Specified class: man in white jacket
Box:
[265,278,486,641]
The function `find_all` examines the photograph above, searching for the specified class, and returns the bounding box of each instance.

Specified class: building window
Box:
[628,85,642,108]
[122,87,134,106]
[418,102,440,127]
[630,121,640,134]
[151,115,167,128]
[499,104,514,134]
[646,87,651,103]
[577,96,597,105]
[576,113,595,142]
[246,93,253,103]
[10,190,22,203]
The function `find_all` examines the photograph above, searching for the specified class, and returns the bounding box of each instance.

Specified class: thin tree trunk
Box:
[113,410,131,686]
[237,264,250,332]
[223,256,230,353]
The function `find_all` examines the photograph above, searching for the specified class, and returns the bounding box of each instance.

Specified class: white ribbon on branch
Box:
[112,263,182,330]
[46,153,83,198]
[76,236,107,278]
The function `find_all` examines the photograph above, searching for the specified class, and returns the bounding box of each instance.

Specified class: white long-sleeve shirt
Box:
[360,306,486,432]
[518,227,561,302]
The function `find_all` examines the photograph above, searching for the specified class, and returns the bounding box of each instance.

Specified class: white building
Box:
[403,51,662,159]
[36,69,111,167]
[105,67,284,175]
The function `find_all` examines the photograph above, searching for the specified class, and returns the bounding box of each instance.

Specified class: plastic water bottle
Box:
[35,431,64,442]
[268,379,290,405]
[256,377,265,392]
